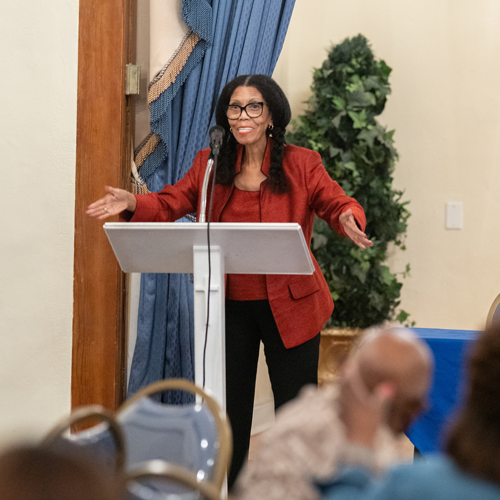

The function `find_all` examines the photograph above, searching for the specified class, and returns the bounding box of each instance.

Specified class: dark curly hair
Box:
[214,74,291,194]
[446,321,500,486]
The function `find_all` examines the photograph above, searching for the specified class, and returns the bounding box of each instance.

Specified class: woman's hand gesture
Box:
[86,186,137,220]
[339,209,372,249]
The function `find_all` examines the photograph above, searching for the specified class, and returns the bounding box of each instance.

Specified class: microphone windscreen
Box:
[209,125,225,144]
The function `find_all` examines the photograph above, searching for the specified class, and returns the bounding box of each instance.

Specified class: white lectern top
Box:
[104,222,314,275]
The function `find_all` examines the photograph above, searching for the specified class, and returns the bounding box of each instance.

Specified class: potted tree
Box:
[287,35,411,380]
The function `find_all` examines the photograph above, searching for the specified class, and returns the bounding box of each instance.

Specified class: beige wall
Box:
[1,0,498,448]
[0,1,78,445]
[274,0,500,331]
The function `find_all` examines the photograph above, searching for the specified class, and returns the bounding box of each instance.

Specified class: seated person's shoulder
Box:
[381,456,500,498]
[269,384,339,438]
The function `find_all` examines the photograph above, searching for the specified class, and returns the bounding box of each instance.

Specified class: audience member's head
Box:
[0,444,122,500]
[446,321,500,486]
[348,326,433,434]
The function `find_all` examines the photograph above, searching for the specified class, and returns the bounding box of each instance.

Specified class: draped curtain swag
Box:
[128,0,296,404]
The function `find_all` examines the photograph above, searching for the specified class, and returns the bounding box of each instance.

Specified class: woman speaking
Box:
[87,74,372,488]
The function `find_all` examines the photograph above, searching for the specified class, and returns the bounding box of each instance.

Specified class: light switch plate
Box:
[446,201,463,229]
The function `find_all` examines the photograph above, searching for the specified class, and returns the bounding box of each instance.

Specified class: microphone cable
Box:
[202,126,224,389]
[202,153,219,389]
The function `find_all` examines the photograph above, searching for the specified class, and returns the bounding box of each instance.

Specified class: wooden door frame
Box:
[72,0,137,411]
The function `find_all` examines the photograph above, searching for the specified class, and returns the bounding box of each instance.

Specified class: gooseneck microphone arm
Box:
[199,158,214,223]
[200,125,225,388]
[199,125,225,223]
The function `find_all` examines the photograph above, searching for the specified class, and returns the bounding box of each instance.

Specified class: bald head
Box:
[352,327,433,433]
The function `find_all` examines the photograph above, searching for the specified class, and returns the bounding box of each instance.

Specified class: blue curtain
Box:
[128,0,296,404]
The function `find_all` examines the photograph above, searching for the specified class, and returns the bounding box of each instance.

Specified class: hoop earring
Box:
[229,127,232,133]
[268,124,274,137]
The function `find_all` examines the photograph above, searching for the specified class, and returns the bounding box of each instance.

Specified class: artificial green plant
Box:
[287,35,411,328]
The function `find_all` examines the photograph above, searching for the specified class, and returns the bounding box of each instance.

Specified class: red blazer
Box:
[126,141,366,348]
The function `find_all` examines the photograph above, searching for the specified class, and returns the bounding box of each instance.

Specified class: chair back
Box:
[487,293,500,328]
[41,405,126,474]
[126,460,221,500]
[117,379,231,492]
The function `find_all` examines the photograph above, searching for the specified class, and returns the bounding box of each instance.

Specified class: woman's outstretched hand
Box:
[339,209,373,249]
[86,186,137,220]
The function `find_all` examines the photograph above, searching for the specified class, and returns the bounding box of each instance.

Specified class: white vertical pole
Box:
[193,245,226,409]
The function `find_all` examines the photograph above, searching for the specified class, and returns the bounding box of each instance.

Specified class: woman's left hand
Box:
[340,209,372,249]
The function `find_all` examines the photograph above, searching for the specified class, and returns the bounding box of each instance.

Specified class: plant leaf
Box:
[329,146,342,158]
[347,90,376,108]
[357,128,378,148]
[332,96,346,111]
[348,109,367,129]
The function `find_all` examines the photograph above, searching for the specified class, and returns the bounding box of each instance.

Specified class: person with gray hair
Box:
[230,326,433,500]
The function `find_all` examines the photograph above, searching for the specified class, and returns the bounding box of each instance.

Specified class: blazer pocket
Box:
[288,275,320,300]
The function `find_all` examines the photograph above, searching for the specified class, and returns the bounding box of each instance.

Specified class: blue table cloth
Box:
[406,328,479,454]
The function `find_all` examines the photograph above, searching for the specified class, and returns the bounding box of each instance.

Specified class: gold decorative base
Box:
[318,328,362,386]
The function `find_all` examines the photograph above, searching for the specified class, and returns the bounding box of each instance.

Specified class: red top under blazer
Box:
[124,140,367,349]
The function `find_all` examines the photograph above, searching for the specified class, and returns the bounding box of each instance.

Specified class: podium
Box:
[104,222,314,409]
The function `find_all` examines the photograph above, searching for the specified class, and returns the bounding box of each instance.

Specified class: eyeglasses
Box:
[226,102,265,119]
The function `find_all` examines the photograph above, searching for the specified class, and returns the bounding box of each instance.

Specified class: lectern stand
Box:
[104,222,314,409]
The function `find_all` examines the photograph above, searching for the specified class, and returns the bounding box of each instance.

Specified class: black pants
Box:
[225,299,320,489]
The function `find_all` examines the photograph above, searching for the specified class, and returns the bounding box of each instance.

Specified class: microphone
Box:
[200,126,224,222]
[209,125,225,156]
